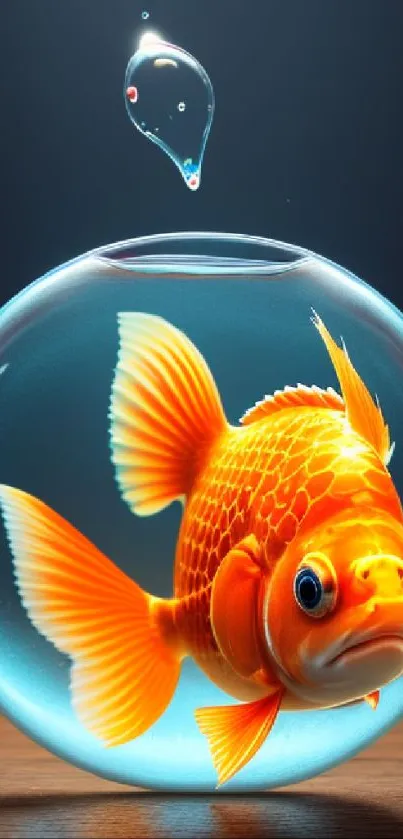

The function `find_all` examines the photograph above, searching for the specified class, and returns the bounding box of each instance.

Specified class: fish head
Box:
[262,506,403,707]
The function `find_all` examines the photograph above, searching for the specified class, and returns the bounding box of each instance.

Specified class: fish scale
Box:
[173,406,390,667]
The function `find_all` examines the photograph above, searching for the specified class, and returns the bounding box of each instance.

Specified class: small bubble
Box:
[126,85,138,103]
[141,10,149,20]
[188,174,199,190]
[154,58,177,69]
[177,101,186,113]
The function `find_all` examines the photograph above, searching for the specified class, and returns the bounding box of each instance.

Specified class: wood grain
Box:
[0,715,402,838]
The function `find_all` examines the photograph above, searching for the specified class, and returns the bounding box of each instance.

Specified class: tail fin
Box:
[0,485,181,746]
[109,313,228,517]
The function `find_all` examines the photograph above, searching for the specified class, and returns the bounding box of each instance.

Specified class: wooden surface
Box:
[0,716,402,838]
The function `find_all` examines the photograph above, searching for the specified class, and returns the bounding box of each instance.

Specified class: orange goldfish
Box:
[1,311,403,787]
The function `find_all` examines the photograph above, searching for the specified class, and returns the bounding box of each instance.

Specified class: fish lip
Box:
[327,631,403,667]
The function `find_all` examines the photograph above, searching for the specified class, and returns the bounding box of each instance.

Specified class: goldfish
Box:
[1,310,403,787]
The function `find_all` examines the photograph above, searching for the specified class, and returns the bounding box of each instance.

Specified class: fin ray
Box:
[240,384,344,426]
[311,311,392,464]
[0,484,181,746]
[195,691,283,786]
[110,313,227,516]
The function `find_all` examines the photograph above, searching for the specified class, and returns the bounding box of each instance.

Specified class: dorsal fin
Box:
[311,311,393,465]
[240,384,344,426]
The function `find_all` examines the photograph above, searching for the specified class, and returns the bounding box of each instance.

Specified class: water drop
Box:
[124,33,214,190]
[141,10,149,20]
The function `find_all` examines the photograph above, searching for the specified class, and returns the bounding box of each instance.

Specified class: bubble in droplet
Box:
[154,58,177,69]
[141,10,149,20]
[188,174,199,190]
[126,85,138,103]
[124,34,214,190]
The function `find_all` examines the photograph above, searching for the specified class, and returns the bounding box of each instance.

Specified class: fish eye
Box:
[294,559,337,618]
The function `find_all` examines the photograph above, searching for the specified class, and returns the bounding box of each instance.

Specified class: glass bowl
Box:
[1,231,402,791]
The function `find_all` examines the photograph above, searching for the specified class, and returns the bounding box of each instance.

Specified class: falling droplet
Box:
[124,32,214,190]
[141,10,149,20]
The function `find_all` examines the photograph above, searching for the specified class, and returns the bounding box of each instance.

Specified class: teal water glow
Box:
[1,231,403,792]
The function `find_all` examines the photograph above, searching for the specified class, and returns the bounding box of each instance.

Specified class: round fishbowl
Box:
[1,231,403,792]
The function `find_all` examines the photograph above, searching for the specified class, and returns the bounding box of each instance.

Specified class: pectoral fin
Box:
[195,690,284,787]
[341,690,380,710]
[210,534,267,679]
[364,690,380,710]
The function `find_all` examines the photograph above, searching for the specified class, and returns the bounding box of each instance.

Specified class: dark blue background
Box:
[1,0,403,307]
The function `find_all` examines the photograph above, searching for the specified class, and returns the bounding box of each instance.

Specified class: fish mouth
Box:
[329,632,403,668]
